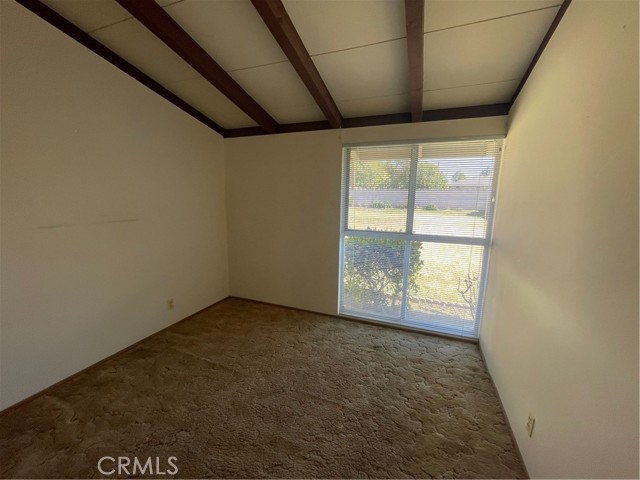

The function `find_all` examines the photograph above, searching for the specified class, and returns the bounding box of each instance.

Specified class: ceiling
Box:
[25,0,568,137]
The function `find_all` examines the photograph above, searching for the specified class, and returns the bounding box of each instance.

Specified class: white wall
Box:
[0,1,229,409]
[225,117,507,315]
[481,1,639,478]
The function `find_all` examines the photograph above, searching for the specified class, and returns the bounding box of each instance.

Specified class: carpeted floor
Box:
[0,298,526,478]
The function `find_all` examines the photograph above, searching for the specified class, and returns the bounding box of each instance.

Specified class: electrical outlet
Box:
[526,414,535,437]
[167,299,174,310]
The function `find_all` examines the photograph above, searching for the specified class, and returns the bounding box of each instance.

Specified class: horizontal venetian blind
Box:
[340,138,502,338]
[345,144,412,233]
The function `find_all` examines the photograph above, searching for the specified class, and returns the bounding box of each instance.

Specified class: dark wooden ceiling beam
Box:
[250,0,343,129]
[115,0,278,134]
[14,0,226,136]
[15,0,513,139]
[405,0,425,122]
[225,103,510,137]
[422,103,509,121]
[511,0,572,104]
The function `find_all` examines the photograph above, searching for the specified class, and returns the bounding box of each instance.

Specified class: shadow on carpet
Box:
[0,298,526,478]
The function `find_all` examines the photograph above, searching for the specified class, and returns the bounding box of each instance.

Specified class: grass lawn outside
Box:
[411,241,484,308]
[344,207,486,322]
[347,206,488,238]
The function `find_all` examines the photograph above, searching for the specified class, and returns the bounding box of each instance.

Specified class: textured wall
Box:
[481,1,639,477]
[0,1,229,409]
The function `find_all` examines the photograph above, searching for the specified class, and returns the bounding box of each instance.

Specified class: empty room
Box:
[0,0,638,478]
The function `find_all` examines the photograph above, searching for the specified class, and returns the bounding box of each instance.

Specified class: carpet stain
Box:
[0,298,527,478]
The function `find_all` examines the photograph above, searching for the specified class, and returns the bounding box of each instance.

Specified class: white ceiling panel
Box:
[164,77,257,129]
[423,79,519,110]
[260,103,326,125]
[314,39,408,103]
[284,0,406,56]
[425,0,561,32]
[90,18,200,86]
[230,62,324,124]
[37,0,572,133]
[338,93,408,119]
[41,0,131,33]
[424,7,559,91]
[41,0,179,33]
[163,0,287,72]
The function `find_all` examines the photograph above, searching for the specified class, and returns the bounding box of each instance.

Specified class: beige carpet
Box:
[0,298,526,478]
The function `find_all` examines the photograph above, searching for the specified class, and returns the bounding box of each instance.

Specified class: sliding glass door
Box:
[339,138,502,338]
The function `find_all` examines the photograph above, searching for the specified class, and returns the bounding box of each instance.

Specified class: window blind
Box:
[339,138,502,338]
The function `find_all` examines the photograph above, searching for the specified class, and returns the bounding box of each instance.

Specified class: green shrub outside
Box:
[343,237,423,308]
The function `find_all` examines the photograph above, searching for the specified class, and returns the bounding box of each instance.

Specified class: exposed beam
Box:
[344,112,413,129]
[511,0,572,104]
[224,127,270,138]
[405,0,425,122]
[278,120,332,133]
[13,0,511,140]
[225,104,510,137]
[115,0,278,134]
[224,120,332,138]
[14,0,226,136]
[422,103,510,121]
[250,0,343,129]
